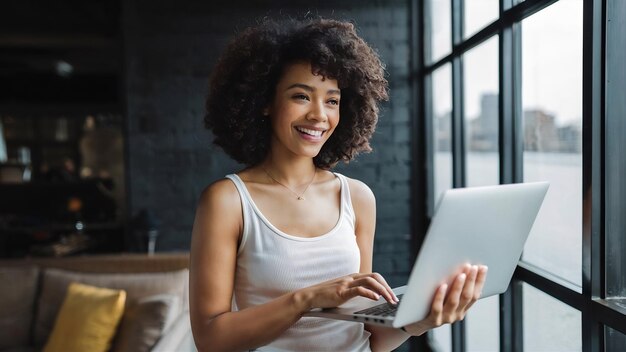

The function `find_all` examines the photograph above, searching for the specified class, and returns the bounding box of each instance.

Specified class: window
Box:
[431,63,453,205]
[523,283,581,350]
[605,327,626,351]
[466,295,499,352]
[426,0,452,63]
[463,36,499,187]
[464,0,499,38]
[415,0,626,350]
[520,0,583,287]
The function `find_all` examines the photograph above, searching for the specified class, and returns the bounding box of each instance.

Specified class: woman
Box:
[190,18,487,351]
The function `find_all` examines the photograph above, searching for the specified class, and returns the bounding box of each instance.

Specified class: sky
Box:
[430,0,583,126]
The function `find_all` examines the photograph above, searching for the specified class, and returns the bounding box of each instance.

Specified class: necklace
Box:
[262,167,316,200]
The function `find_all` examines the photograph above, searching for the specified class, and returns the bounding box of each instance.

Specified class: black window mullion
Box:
[512,20,523,185]
[410,0,434,351]
[511,20,525,351]
[451,57,465,191]
[423,0,433,66]
[605,0,626,306]
[419,0,435,220]
[582,0,606,351]
[452,0,464,46]
[451,0,465,350]
[499,0,524,345]
[450,0,465,191]
[499,10,514,186]
[500,281,524,352]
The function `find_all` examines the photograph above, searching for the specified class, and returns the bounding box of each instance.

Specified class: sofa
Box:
[0,253,196,352]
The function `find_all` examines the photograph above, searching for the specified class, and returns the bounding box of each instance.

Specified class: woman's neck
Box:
[260,154,317,186]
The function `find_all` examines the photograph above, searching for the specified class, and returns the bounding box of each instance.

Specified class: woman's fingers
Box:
[349,274,398,303]
[371,272,399,303]
[459,265,479,309]
[349,273,398,304]
[344,285,382,301]
[446,265,488,315]
[474,265,488,299]
[443,272,466,309]
[417,264,490,329]
[430,283,448,324]
[463,265,488,310]
[440,271,467,322]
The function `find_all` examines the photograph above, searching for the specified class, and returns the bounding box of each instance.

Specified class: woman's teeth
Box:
[296,127,323,137]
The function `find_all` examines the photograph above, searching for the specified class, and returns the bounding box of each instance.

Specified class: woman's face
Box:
[265,61,340,160]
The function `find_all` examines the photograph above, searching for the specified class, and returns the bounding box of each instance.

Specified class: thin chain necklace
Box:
[262,167,316,200]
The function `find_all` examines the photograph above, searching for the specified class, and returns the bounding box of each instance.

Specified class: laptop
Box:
[304,181,549,328]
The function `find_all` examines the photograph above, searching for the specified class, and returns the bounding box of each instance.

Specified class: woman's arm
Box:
[190,180,308,351]
[190,179,399,352]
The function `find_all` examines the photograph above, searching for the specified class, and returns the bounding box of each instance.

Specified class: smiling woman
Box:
[191,17,487,352]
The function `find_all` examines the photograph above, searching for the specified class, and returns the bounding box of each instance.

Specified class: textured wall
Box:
[123,0,413,288]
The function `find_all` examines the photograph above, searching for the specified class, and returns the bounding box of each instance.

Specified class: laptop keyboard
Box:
[354,294,404,317]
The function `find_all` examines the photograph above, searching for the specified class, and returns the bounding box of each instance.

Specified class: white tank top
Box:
[225,173,371,352]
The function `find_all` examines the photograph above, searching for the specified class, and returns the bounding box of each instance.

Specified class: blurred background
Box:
[0,0,625,351]
[0,0,412,262]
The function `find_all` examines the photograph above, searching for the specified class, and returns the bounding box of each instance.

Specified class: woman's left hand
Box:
[401,264,488,336]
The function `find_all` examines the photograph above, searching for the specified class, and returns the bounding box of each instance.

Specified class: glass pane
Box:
[464,0,499,39]
[523,283,581,351]
[429,324,452,352]
[432,63,453,206]
[427,0,452,63]
[606,0,626,298]
[521,0,583,286]
[606,326,626,352]
[464,36,499,187]
[466,295,499,352]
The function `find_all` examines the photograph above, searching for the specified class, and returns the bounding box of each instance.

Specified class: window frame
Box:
[410,0,626,351]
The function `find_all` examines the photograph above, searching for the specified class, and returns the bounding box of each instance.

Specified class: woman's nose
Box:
[306,101,327,121]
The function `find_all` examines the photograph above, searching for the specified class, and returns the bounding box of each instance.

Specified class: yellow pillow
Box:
[43,282,126,352]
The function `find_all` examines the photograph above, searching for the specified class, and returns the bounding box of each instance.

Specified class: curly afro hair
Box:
[204,17,389,169]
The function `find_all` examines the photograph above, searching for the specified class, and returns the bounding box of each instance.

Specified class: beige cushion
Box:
[0,266,39,349]
[111,294,179,352]
[33,268,188,347]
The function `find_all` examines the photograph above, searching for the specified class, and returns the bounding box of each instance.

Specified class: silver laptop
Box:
[304,182,549,328]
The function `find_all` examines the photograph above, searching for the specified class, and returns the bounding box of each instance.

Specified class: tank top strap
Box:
[224,174,252,255]
[333,172,356,228]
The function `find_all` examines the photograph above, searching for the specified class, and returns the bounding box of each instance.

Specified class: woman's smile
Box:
[294,125,327,141]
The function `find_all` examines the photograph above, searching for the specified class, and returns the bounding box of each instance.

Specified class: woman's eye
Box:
[328,99,340,106]
[293,94,309,101]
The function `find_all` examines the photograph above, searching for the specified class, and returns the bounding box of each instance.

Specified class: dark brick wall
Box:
[123,0,413,289]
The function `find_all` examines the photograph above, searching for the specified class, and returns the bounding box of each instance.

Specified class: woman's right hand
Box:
[295,272,399,311]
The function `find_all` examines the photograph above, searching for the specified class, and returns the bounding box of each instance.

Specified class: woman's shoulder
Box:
[192,177,243,249]
[339,174,375,203]
[197,177,241,211]
[333,173,376,216]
